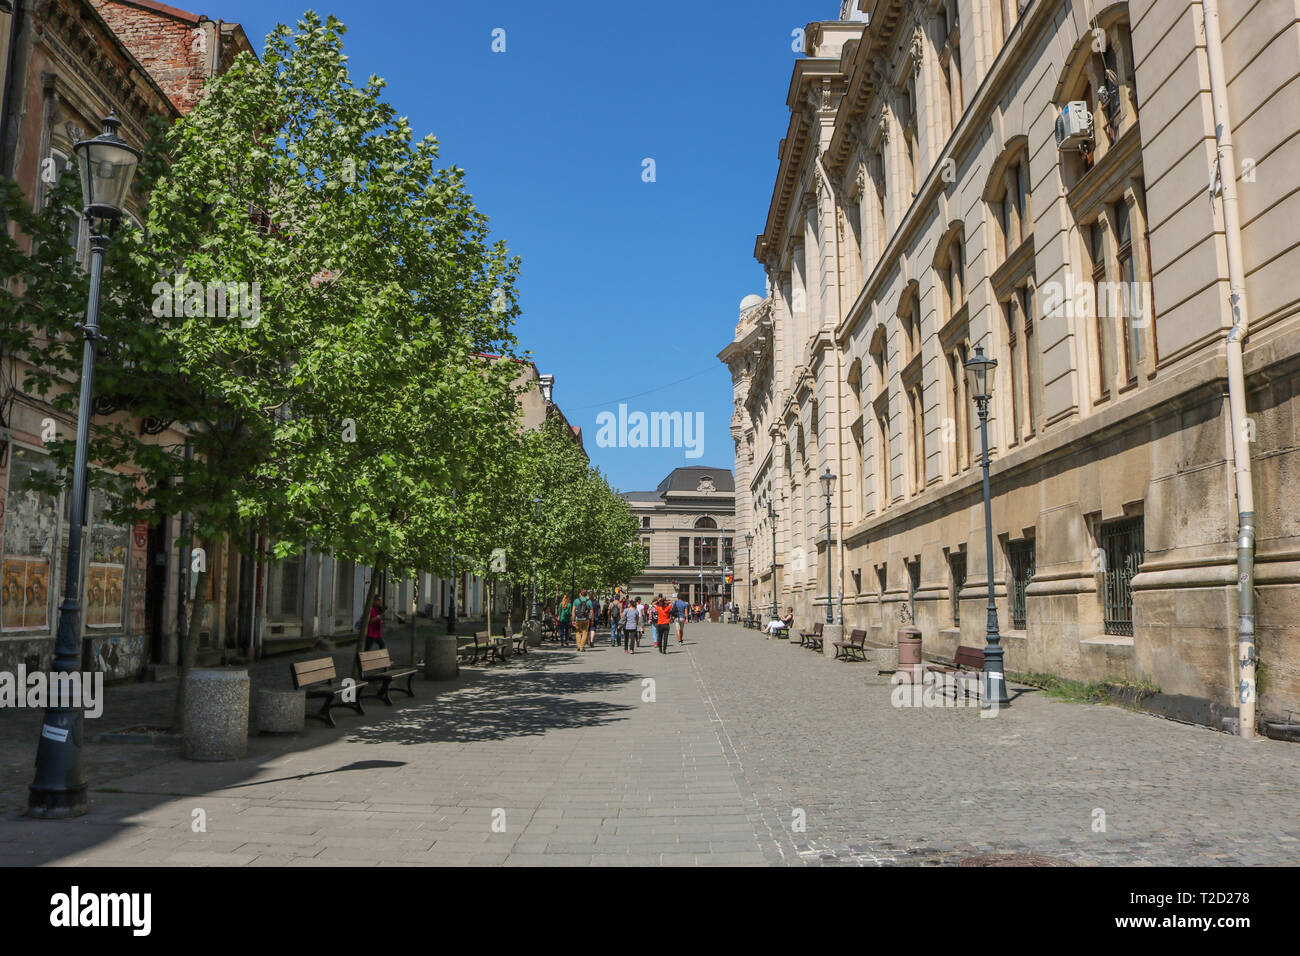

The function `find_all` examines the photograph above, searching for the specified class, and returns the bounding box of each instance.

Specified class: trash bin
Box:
[897,627,923,683]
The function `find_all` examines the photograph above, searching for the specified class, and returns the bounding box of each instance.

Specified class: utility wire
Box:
[565,364,722,413]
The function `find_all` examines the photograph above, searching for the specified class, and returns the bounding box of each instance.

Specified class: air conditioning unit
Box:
[1055,101,1094,152]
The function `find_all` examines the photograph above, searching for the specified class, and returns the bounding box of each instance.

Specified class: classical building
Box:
[622,466,735,614]
[720,0,1300,726]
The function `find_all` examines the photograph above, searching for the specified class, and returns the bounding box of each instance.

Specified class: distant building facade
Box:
[720,0,1300,724]
[623,467,735,613]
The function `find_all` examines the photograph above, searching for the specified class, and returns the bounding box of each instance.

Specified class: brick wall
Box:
[89,0,210,114]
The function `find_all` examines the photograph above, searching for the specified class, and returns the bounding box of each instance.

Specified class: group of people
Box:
[549,591,692,654]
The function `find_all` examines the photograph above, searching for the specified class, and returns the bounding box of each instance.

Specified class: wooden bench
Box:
[800,621,824,649]
[832,628,869,661]
[356,648,417,706]
[291,657,366,728]
[508,622,528,655]
[471,630,507,664]
[927,645,986,698]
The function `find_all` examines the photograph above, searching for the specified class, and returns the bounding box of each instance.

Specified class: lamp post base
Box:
[27,707,87,818]
[982,644,1012,707]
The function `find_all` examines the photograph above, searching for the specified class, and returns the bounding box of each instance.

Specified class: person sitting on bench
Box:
[765,607,794,637]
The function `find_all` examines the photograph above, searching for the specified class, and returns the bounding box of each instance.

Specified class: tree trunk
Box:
[409,571,418,667]
[354,556,385,676]
[173,567,209,732]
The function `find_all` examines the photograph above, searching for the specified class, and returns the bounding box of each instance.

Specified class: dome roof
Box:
[739,293,764,312]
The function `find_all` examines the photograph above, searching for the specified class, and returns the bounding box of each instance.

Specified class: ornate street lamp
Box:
[819,468,837,625]
[29,113,140,819]
[964,345,1010,707]
[767,499,778,621]
[530,496,541,621]
[744,531,754,622]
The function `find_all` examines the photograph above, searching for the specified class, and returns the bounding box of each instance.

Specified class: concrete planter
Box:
[255,688,305,734]
[424,634,459,681]
[182,668,249,761]
[523,620,542,647]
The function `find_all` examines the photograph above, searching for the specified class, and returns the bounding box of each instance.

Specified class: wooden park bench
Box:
[291,657,366,728]
[356,648,417,706]
[927,645,986,699]
[832,628,869,661]
[507,621,528,656]
[471,630,507,664]
[800,621,824,649]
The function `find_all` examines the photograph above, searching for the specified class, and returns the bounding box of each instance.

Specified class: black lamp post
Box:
[744,531,753,621]
[767,499,778,620]
[529,496,541,621]
[29,113,140,819]
[964,345,1010,707]
[819,468,837,625]
[446,490,457,635]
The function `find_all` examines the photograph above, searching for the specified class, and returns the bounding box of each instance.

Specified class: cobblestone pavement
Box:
[0,623,1297,865]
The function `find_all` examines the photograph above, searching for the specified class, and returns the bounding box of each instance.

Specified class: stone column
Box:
[183,668,249,760]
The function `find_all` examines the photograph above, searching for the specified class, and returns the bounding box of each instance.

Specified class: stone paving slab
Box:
[0,625,1297,865]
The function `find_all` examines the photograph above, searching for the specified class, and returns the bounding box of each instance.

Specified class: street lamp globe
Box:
[74,113,140,221]
[963,345,997,404]
[819,467,837,500]
[744,531,753,547]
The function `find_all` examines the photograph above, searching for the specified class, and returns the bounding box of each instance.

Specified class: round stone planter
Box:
[255,688,305,734]
[183,668,249,761]
[523,620,542,647]
[424,634,459,681]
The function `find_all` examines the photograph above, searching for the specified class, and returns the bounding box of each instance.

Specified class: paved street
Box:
[1,623,1298,866]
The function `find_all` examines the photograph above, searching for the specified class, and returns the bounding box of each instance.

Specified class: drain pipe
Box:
[815,154,847,626]
[1202,0,1256,738]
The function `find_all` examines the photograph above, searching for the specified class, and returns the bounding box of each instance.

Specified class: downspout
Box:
[815,155,847,626]
[1202,0,1256,738]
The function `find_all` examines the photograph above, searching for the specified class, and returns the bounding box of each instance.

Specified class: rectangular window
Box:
[642,538,651,566]
[1021,285,1038,437]
[908,385,925,493]
[1089,222,1113,398]
[723,537,733,567]
[1005,298,1022,443]
[907,558,920,619]
[1115,201,1141,382]
[2,447,59,632]
[1007,538,1035,630]
[280,556,300,617]
[1101,516,1144,636]
[877,412,892,504]
[949,551,966,625]
[678,537,690,567]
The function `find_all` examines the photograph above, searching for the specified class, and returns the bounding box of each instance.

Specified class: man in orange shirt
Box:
[653,595,672,654]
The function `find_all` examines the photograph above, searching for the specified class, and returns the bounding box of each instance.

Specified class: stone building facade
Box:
[623,466,735,614]
[719,0,1300,725]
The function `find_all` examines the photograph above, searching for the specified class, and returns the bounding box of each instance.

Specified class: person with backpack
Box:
[610,595,622,646]
[671,592,689,645]
[573,589,594,651]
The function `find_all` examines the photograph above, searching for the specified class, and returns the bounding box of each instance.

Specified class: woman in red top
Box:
[365,595,385,650]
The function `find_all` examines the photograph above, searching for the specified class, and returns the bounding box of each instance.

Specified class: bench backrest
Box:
[849,628,867,645]
[475,631,489,641]
[357,649,391,674]
[292,657,336,689]
[813,621,823,635]
[954,645,986,670]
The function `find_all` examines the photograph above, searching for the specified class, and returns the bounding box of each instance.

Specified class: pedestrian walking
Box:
[653,595,672,653]
[671,592,689,645]
[610,596,622,646]
[636,599,647,646]
[559,594,573,646]
[573,589,594,651]
[365,594,385,650]
[621,598,639,653]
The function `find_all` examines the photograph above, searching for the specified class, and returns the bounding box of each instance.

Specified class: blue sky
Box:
[206,0,818,492]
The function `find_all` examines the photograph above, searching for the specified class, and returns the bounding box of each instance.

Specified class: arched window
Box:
[694,516,717,529]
